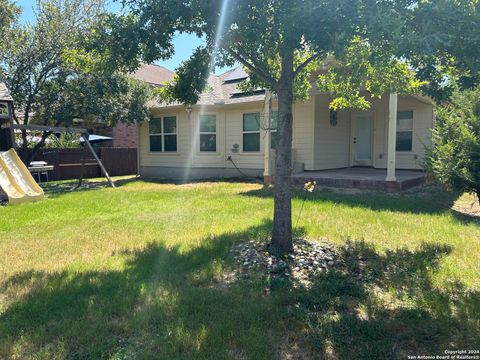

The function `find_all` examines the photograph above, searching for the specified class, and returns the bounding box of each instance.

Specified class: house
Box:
[137,66,434,189]
[113,64,176,149]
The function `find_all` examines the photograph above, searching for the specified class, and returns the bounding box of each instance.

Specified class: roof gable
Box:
[0,82,13,102]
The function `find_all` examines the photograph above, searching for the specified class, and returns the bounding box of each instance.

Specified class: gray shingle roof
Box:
[0,82,13,102]
[150,66,266,109]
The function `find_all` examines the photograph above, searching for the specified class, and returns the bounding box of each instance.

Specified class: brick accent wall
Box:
[112,123,138,148]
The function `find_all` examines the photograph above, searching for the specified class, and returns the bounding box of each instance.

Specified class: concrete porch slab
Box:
[291,167,426,192]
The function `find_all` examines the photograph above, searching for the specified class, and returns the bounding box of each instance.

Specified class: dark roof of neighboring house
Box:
[149,66,266,109]
[0,82,13,101]
[131,64,175,86]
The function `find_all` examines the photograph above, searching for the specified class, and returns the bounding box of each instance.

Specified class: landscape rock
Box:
[231,238,345,281]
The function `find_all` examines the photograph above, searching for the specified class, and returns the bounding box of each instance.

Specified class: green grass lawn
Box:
[0,178,479,359]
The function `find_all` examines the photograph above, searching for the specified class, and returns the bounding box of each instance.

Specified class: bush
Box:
[426,87,480,201]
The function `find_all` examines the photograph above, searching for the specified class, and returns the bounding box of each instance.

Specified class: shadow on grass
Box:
[241,185,462,217]
[41,176,141,197]
[0,221,280,359]
[42,176,262,198]
[0,221,478,359]
[290,241,480,359]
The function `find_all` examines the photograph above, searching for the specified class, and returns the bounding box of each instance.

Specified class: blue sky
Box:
[15,0,234,74]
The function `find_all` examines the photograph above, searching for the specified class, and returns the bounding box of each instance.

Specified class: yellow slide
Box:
[0,149,44,205]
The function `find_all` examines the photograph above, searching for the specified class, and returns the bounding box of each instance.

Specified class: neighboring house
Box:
[137,66,434,182]
[113,64,175,148]
[112,123,138,148]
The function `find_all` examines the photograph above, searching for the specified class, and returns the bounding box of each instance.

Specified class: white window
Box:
[396,110,413,152]
[149,116,177,152]
[199,114,216,152]
[242,113,261,152]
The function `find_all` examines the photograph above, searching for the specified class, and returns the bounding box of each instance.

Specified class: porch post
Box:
[263,90,272,184]
[386,92,398,181]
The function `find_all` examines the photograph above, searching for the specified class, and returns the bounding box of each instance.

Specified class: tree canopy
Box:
[116,0,424,106]
[0,0,19,72]
[403,0,480,101]
[0,0,152,160]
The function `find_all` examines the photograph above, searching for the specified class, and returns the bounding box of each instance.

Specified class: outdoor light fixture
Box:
[329,109,338,127]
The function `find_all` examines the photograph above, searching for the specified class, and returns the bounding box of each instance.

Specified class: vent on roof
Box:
[223,67,249,83]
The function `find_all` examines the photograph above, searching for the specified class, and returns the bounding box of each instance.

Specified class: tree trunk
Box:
[28,131,51,164]
[270,50,295,254]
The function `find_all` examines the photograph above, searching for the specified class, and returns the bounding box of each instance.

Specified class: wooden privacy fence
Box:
[31,148,137,181]
[101,148,138,176]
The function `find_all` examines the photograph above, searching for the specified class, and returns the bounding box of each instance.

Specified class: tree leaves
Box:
[117,0,465,108]
[0,0,153,151]
[427,87,480,198]
[157,47,211,105]
[318,37,425,110]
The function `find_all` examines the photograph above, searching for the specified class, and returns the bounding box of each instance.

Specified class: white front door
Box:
[352,113,373,166]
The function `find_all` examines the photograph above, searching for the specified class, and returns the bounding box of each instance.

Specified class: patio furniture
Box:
[29,161,54,183]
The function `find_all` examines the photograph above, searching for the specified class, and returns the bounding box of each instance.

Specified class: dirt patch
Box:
[452,193,480,217]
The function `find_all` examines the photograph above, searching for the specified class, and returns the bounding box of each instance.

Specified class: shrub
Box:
[427,87,480,201]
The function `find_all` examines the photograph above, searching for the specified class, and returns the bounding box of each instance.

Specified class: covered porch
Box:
[292,167,426,192]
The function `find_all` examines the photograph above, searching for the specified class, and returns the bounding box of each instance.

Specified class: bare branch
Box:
[294,53,322,76]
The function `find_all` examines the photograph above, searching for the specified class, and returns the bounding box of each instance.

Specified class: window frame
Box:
[395,110,414,153]
[242,112,261,152]
[199,113,218,152]
[149,115,178,153]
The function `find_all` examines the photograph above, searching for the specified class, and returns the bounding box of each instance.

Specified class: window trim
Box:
[199,113,218,153]
[395,110,414,153]
[149,115,178,153]
[242,112,261,153]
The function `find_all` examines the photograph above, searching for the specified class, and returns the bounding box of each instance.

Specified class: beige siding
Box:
[140,105,267,172]
[293,98,315,170]
[190,110,225,168]
[139,109,192,168]
[224,108,264,170]
[370,96,388,168]
[139,94,433,174]
[312,94,433,170]
[313,94,351,169]
[373,95,433,170]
